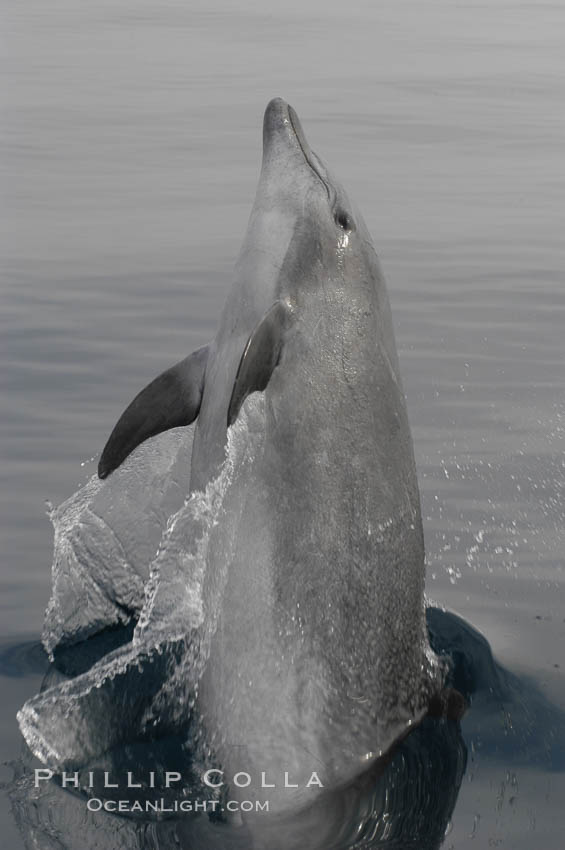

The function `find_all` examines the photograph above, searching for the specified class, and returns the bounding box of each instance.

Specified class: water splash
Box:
[18,398,267,771]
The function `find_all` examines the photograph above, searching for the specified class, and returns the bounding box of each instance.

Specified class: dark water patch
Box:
[51,621,137,678]
[0,625,137,682]
[428,608,565,772]
[0,638,48,679]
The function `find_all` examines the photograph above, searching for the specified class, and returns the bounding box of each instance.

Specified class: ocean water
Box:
[1,1,563,848]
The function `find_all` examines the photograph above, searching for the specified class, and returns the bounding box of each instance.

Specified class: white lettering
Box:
[34,769,53,786]
[203,769,224,788]
[127,772,142,788]
[306,771,324,788]
[284,772,298,788]
[104,771,118,788]
[61,772,79,788]
[234,772,251,788]
[260,772,275,788]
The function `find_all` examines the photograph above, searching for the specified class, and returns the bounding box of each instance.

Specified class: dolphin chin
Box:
[19,99,446,813]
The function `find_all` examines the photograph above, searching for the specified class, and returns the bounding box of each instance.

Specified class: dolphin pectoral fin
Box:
[98,345,209,479]
[228,300,293,427]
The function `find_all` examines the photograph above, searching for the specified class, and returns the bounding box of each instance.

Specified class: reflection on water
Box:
[5,608,565,849]
[1,0,563,847]
[7,720,465,850]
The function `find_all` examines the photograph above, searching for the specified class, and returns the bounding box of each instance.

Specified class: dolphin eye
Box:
[335,209,354,232]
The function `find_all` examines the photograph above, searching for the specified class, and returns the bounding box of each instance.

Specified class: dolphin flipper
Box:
[98,345,209,479]
[228,300,292,426]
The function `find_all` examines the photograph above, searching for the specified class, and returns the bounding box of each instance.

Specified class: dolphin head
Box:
[260,97,353,229]
[237,98,372,309]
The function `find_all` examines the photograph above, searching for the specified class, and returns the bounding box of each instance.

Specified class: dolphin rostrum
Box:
[18,99,444,812]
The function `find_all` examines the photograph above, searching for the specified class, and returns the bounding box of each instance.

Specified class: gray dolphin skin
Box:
[19,99,443,812]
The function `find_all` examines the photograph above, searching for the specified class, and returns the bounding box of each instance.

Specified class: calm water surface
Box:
[1,1,564,847]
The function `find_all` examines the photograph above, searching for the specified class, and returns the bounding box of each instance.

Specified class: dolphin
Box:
[18,99,443,812]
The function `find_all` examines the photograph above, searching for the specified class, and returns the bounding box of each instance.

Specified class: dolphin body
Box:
[19,99,443,811]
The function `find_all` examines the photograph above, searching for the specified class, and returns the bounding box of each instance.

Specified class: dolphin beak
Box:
[263,97,312,165]
[263,98,295,146]
[262,98,329,195]
[262,98,314,162]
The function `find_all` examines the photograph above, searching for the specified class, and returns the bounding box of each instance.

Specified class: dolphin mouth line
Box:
[287,104,335,207]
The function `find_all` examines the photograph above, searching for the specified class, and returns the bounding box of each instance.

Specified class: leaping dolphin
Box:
[18,99,444,812]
